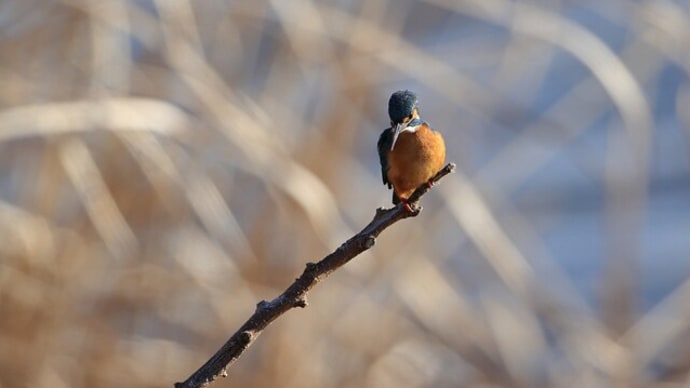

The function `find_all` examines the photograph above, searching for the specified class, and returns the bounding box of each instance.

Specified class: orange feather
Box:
[386,123,446,200]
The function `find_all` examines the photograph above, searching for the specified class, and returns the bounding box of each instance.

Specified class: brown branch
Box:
[174,162,456,388]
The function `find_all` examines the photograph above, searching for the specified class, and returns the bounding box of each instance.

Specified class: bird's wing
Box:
[377,127,393,188]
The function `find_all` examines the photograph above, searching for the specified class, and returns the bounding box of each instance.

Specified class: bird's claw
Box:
[400,199,414,214]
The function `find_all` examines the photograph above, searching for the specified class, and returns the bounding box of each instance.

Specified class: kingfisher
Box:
[377,90,446,212]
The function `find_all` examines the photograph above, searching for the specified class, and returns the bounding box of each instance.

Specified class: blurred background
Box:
[1,0,689,387]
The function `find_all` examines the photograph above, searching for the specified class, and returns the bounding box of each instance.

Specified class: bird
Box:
[377,90,446,212]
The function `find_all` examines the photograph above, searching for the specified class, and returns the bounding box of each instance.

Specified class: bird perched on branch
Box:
[377,90,446,212]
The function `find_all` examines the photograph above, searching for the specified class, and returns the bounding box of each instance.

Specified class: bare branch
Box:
[174,163,456,388]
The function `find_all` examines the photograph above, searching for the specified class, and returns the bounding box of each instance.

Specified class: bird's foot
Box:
[400,199,414,214]
[425,180,435,189]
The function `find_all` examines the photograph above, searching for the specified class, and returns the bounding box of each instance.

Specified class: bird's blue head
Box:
[388,90,422,150]
[388,90,418,124]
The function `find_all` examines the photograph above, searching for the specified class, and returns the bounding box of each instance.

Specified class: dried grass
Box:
[1,1,689,387]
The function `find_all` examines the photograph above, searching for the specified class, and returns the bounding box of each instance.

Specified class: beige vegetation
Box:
[1,1,689,387]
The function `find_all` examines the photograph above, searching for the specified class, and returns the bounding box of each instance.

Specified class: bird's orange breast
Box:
[386,124,446,200]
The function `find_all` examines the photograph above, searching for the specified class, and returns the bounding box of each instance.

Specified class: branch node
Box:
[362,236,375,249]
[293,296,308,308]
[410,204,422,215]
[238,331,252,345]
[305,262,318,274]
[394,203,420,219]
[256,300,271,311]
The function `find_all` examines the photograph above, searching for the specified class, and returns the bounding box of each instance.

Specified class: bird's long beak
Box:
[390,122,406,151]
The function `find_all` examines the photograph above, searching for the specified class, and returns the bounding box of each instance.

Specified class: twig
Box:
[174,163,456,388]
